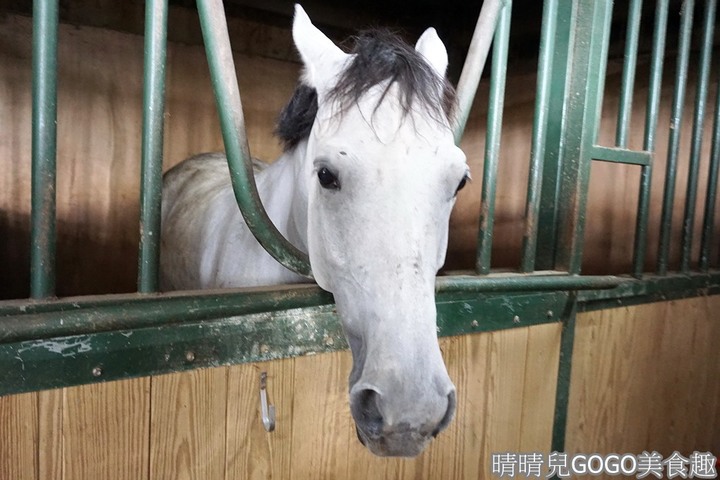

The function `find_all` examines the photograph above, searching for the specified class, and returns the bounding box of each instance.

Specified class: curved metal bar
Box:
[196,0,312,277]
[454,0,505,144]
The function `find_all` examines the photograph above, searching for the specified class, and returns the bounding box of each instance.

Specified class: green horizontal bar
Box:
[0,285,334,344]
[578,270,720,311]
[0,289,571,396]
[435,274,624,293]
[0,274,624,344]
[590,145,651,166]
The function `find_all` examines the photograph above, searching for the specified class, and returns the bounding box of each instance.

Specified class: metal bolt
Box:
[471,320,479,328]
[185,351,195,362]
[260,344,270,355]
[546,310,553,318]
[92,367,103,377]
[513,315,520,324]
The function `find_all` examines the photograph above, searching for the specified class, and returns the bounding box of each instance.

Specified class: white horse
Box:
[160,5,469,457]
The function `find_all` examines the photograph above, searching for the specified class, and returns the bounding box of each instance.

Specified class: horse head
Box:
[288,5,469,457]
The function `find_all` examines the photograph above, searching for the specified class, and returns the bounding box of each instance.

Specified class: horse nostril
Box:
[351,388,384,436]
[432,390,457,438]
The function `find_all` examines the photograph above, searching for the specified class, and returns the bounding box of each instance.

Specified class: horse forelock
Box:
[275,29,456,152]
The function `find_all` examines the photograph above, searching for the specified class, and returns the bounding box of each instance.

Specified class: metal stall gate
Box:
[1,0,719,468]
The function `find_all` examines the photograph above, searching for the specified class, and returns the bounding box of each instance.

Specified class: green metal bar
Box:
[0,273,625,319]
[520,0,559,273]
[30,0,59,299]
[0,285,334,344]
[657,0,695,275]
[454,0,504,144]
[633,0,670,278]
[550,293,577,454]
[681,0,716,273]
[590,146,651,166]
[615,0,643,148]
[476,0,511,274]
[555,0,613,274]
[137,0,169,293]
[0,290,574,396]
[700,74,720,271]
[533,0,574,272]
[435,274,623,293]
[196,0,312,277]
[578,270,720,310]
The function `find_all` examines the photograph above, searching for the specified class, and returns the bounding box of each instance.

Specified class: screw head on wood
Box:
[92,367,103,377]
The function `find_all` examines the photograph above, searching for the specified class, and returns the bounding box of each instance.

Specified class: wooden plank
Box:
[38,389,64,479]
[0,391,38,480]
[225,358,294,480]
[289,351,354,480]
[567,296,720,458]
[519,322,562,451]
[481,326,530,476]
[63,378,150,480]
[150,368,227,480]
[420,333,491,479]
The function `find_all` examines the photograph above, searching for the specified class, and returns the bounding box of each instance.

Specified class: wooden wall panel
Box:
[0,323,562,479]
[150,368,228,480]
[567,295,720,459]
[63,378,150,480]
[0,391,38,480]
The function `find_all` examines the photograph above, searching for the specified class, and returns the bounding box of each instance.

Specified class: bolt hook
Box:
[260,371,275,432]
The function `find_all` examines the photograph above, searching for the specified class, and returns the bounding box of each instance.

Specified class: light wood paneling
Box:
[567,295,720,458]
[150,367,228,480]
[0,391,38,480]
[38,389,64,479]
[225,358,295,480]
[63,378,150,480]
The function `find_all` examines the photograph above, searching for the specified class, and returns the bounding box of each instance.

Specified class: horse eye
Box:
[455,175,469,195]
[318,167,340,190]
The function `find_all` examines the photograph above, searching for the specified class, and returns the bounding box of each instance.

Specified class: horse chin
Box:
[355,424,433,457]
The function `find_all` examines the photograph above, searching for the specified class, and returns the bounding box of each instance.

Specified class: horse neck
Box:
[257,140,310,253]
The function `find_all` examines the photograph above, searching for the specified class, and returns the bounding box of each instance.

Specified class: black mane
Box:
[275,29,457,151]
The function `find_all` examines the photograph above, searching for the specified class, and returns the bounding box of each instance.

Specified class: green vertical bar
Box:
[30,0,59,299]
[633,0,670,278]
[680,0,715,273]
[534,0,574,271]
[657,0,694,275]
[476,1,511,274]
[137,0,169,293]
[551,294,578,454]
[520,0,559,273]
[555,0,613,274]
[615,0,642,148]
[699,73,720,271]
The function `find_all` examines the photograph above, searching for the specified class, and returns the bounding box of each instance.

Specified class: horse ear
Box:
[293,4,348,92]
[415,28,448,78]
